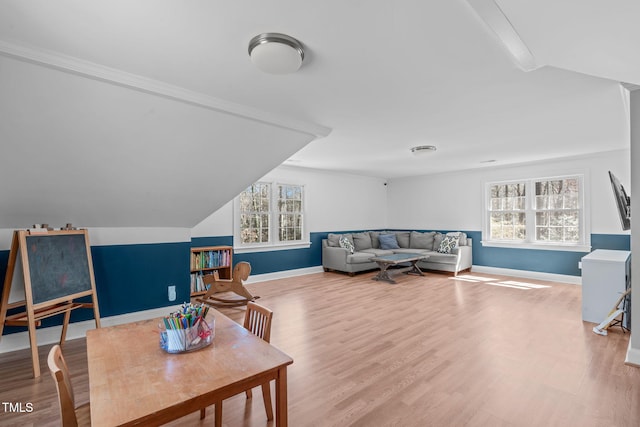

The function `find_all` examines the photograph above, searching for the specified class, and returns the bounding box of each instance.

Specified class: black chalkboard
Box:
[25,233,92,305]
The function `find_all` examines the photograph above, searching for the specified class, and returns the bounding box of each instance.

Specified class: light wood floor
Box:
[1,270,639,426]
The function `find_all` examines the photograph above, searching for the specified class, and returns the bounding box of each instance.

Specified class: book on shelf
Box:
[191,249,231,271]
[190,272,211,293]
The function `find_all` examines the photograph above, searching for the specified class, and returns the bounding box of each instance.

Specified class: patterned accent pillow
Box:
[437,235,459,254]
[339,235,355,254]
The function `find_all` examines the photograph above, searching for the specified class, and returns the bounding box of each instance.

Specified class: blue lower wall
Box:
[192,232,329,275]
[0,230,630,336]
[470,232,630,276]
[91,242,191,316]
[1,241,190,336]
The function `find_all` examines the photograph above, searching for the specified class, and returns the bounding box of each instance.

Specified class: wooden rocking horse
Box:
[196,262,258,307]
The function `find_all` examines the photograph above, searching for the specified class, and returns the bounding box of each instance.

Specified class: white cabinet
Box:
[580,249,631,328]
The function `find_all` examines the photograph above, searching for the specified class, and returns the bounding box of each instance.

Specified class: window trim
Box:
[482,173,591,252]
[233,181,311,253]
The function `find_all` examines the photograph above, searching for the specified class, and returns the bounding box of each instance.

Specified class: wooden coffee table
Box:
[369,253,428,284]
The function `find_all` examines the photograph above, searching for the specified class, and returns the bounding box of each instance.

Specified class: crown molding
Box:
[0,39,331,138]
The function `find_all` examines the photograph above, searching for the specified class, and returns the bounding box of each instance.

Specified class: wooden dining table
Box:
[86,308,293,426]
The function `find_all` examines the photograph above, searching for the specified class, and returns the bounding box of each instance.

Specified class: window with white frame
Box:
[484,175,589,251]
[238,183,271,245]
[235,181,307,251]
[276,184,304,242]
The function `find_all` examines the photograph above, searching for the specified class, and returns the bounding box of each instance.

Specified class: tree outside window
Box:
[534,178,580,243]
[237,182,305,247]
[239,183,271,244]
[489,182,526,241]
[486,175,583,247]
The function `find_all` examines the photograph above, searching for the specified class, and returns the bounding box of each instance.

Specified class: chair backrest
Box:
[243,301,273,343]
[47,344,79,427]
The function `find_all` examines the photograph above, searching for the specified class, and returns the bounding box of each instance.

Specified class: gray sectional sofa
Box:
[322,230,472,276]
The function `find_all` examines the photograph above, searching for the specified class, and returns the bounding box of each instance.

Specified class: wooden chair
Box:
[196,261,258,307]
[47,344,91,427]
[200,302,274,426]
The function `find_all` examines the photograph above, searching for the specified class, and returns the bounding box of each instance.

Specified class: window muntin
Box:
[277,184,303,242]
[533,178,580,244]
[486,175,585,248]
[238,183,271,244]
[489,182,526,241]
[236,182,305,249]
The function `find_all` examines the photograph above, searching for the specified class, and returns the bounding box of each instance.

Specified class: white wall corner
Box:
[625,339,640,367]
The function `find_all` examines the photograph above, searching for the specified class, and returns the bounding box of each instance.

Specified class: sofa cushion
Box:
[353,232,373,251]
[347,252,377,264]
[361,248,395,256]
[379,233,400,250]
[327,233,344,247]
[339,235,355,253]
[370,231,383,249]
[437,235,459,254]
[433,232,443,251]
[392,248,431,256]
[395,232,411,248]
[410,231,436,249]
[422,253,457,264]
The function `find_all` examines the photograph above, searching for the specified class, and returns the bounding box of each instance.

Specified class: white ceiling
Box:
[0,0,637,227]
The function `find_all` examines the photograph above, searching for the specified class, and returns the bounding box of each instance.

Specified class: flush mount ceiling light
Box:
[248,33,305,74]
[410,145,437,155]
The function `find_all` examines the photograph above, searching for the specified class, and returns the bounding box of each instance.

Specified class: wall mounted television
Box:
[609,171,631,231]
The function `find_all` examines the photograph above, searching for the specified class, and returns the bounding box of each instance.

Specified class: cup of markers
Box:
[159,302,214,353]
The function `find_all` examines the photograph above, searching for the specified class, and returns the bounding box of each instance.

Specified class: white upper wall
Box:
[1,150,626,252]
[0,227,192,251]
[387,149,630,234]
[192,165,388,237]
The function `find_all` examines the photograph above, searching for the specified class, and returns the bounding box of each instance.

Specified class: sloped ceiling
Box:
[0,51,327,228]
[0,0,637,228]
[491,0,640,85]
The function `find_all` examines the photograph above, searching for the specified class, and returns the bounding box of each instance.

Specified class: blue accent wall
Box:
[191,233,329,275]
[234,232,328,274]
[591,234,631,250]
[469,231,630,276]
[91,242,191,316]
[0,230,631,337]
[191,236,233,247]
[1,241,191,336]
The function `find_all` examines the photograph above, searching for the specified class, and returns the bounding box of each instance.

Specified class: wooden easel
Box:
[196,262,259,307]
[0,229,101,378]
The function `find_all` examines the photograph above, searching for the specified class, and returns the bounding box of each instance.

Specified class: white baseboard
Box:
[244,266,325,284]
[0,266,325,354]
[626,339,640,367]
[0,306,175,354]
[471,265,581,285]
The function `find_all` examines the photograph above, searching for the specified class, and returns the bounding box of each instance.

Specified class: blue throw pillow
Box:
[378,233,400,250]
